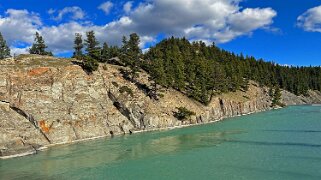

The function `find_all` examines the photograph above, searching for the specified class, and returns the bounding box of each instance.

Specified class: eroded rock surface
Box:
[1,55,320,158]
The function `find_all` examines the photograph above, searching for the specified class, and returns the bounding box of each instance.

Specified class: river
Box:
[1,105,321,180]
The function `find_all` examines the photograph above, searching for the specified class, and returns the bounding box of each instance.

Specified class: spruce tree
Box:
[272,85,282,107]
[101,42,110,62]
[85,31,101,60]
[29,32,52,56]
[172,45,185,91]
[0,32,11,59]
[149,49,167,99]
[73,33,83,58]
[121,36,128,54]
[109,46,120,58]
[121,33,141,80]
[83,56,99,73]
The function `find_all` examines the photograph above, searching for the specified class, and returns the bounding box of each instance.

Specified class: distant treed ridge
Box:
[144,37,321,104]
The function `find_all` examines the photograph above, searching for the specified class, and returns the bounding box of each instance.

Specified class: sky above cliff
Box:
[0,0,321,66]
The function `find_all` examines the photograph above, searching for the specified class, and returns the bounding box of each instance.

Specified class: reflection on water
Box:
[0,129,245,179]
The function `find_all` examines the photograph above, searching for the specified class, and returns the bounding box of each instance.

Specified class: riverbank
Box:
[1,55,321,159]
[2,105,321,180]
[0,106,279,160]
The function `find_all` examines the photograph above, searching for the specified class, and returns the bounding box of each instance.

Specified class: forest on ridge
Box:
[1,31,320,105]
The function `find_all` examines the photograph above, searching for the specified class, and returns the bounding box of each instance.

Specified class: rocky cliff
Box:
[1,55,320,158]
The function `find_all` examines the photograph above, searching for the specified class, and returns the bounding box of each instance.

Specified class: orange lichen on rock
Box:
[28,67,50,76]
[15,139,24,145]
[39,120,50,133]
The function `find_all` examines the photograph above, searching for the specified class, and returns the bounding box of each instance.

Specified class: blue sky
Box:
[0,0,321,66]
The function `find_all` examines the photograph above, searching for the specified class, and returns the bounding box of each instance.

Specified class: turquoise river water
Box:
[1,105,321,180]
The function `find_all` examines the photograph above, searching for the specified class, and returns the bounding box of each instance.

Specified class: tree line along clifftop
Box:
[0,31,320,106]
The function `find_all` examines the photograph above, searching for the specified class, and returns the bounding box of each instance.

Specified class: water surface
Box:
[1,106,321,180]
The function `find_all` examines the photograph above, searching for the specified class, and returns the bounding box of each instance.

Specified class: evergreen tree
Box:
[121,33,141,80]
[101,42,110,62]
[29,32,52,56]
[0,32,11,59]
[172,45,185,90]
[82,56,99,73]
[73,33,83,58]
[109,46,120,58]
[85,31,101,60]
[272,85,282,107]
[149,49,167,99]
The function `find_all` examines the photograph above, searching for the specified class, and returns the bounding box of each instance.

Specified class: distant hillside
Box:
[144,37,321,104]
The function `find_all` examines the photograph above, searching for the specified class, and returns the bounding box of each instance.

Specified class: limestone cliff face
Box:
[0,55,320,158]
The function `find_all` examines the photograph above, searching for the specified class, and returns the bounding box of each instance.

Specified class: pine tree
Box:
[272,85,282,107]
[85,31,101,60]
[73,33,83,58]
[122,33,141,80]
[172,45,185,91]
[109,46,120,58]
[29,32,52,56]
[82,56,99,73]
[0,32,11,59]
[149,49,167,99]
[101,42,109,62]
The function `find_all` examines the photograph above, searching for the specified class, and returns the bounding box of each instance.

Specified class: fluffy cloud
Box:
[123,1,133,13]
[122,0,276,43]
[297,5,321,32]
[98,1,114,15]
[0,0,277,55]
[10,46,30,56]
[0,9,40,45]
[50,6,86,21]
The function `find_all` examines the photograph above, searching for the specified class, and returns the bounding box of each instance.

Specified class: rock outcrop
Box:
[1,55,320,158]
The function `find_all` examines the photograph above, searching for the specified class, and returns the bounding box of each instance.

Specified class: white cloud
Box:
[0,0,277,55]
[213,7,277,42]
[98,1,113,15]
[51,6,85,21]
[120,0,277,43]
[0,9,40,45]
[47,8,56,15]
[139,36,156,48]
[297,5,321,32]
[123,1,133,13]
[10,46,30,56]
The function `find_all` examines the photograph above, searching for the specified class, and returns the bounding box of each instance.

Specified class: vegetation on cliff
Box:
[0,32,10,59]
[0,30,320,105]
[145,37,321,104]
[29,32,53,56]
[174,107,196,121]
[69,32,320,105]
[270,86,284,107]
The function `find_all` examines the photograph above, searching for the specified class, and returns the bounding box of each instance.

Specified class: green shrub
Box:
[112,81,119,87]
[158,93,164,98]
[102,65,108,70]
[119,86,134,97]
[174,107,196,121]
[82,56,99,73]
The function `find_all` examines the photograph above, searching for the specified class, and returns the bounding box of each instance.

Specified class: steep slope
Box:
[0,55,320,158]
